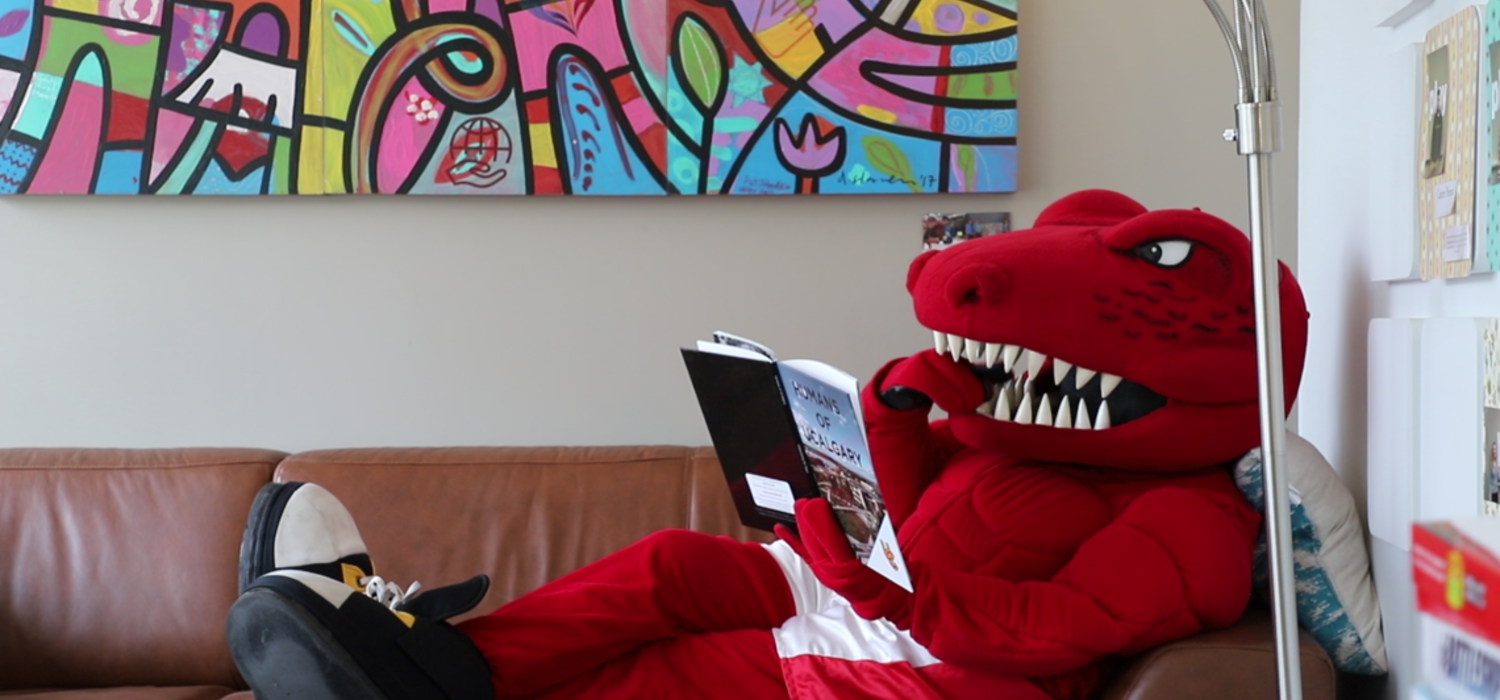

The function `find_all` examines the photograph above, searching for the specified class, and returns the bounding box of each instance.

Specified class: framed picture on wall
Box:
[1419,7,1481,280]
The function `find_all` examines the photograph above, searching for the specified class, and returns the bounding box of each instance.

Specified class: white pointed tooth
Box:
[1054,397,1073,429]
[994,390,1012,422]
[1099,373,1123,398]
[1053,359,1073,386]
[1036,395,1054,426]
[1094,401,1112,430]
[933,330,948,355]
[1002,345,1022,372]
[964,338,982,363]
[1075,400,1092,430]
[1026,350,1046,379]
[976,396,997,417]
[1074,367,1097,389]
[948,334,964,361]
[984,343,1003,368]
[1014,391,1034,424]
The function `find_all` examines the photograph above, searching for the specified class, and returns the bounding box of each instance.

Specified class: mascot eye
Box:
[1134,240,1195,268]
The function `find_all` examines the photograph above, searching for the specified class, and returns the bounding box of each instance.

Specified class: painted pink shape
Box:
[149,109,194,182]
[0,70,19,121]
[100,0,163,46]
[619,95,659,139]
[426,0,466,15]
[510,0,627,94]
[618,0,666,84]
[28,83,105,193]
[375,79,445,193]
[870,70,938,95]
[807,31,940,131]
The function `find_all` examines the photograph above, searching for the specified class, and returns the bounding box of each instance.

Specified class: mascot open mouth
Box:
[931,330,1168,429]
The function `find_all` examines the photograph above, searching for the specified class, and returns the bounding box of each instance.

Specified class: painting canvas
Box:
[0,0,1019,194]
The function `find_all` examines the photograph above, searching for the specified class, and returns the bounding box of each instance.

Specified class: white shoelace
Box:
[359,575,422,610]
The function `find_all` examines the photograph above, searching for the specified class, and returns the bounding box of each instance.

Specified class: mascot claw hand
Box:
[774,499,913,628]
[875,348,987,414]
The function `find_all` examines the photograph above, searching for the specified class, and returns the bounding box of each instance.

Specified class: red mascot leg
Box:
[455,529,797,698]
[513,629,786,700]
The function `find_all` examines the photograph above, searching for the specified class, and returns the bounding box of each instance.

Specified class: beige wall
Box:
[0,0,1299,451]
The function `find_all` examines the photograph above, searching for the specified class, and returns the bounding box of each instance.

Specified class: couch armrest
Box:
[1099,607,1336,700]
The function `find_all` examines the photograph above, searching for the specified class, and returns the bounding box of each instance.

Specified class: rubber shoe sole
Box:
[239,482,303,595]
[228,586,387,700]
[229,572,496,700]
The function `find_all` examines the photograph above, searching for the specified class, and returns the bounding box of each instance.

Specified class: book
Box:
[681,332,913,591]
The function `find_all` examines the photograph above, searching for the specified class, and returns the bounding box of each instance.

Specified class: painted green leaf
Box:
[675,15,724,115]
[332,10,375,56]
[956,144,976,192]
[862,135,922,193]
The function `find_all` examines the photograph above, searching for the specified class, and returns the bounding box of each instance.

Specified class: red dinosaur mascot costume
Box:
[227,189,1309,700]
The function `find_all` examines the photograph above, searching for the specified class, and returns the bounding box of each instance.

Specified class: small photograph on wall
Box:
[921,211,1011,251]
[1423,45,1450,180]
[1485,414,1500,515]
[1487,43,1500,185]
[1486,319,1500,516]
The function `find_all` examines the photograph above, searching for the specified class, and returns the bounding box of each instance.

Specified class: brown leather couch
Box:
[0,447,1337,700]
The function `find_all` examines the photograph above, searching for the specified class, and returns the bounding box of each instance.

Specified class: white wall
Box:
[1299,1,1500,698]
[0,0,1299,453]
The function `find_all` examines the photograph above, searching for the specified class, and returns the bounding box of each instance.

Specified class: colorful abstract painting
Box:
[0,0,1018,194]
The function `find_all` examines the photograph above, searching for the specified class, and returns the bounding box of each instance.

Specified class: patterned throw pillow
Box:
[1234,431,1389,675]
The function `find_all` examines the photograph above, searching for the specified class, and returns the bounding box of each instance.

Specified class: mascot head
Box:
[905,189,1308,471]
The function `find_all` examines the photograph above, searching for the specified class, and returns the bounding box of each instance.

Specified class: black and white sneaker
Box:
[238,481,492,620]
[228,570,496,700]
[239,481,375,594]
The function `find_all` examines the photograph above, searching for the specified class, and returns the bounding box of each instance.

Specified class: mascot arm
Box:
[909,487,1255,677]
[862,353,975,527]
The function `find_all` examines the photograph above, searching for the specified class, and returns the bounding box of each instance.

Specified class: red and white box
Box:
[1414,519,1500,700]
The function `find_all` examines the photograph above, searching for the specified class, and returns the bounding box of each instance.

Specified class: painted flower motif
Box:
[774,114,846,177]
[406,92,438,125]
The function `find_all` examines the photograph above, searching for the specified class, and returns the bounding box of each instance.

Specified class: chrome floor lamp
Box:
[1199,0,1302,698]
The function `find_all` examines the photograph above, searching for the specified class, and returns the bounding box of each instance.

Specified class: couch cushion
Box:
[1099,607,1336,700]
[274,446,770,622]
[0,449,285,690]
[0,687,236,700]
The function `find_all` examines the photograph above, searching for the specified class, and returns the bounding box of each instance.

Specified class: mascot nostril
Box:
[944,264,1010,308]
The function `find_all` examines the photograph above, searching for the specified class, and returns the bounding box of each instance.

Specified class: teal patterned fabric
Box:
[1234,452,1386,675]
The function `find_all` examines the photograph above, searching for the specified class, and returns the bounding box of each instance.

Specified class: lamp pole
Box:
[1200,1,1301,699]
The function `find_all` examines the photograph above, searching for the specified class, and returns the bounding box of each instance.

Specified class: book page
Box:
[696,340,774,362]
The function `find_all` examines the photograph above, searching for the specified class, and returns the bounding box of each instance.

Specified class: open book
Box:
[681,331,912,591]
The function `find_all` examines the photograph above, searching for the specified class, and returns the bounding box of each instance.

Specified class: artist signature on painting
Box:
[837,171,937,188]
[736,177,794,194]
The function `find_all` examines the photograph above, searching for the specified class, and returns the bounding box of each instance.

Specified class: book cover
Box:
[1420,7,1481,279]
[682,334,913,591]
